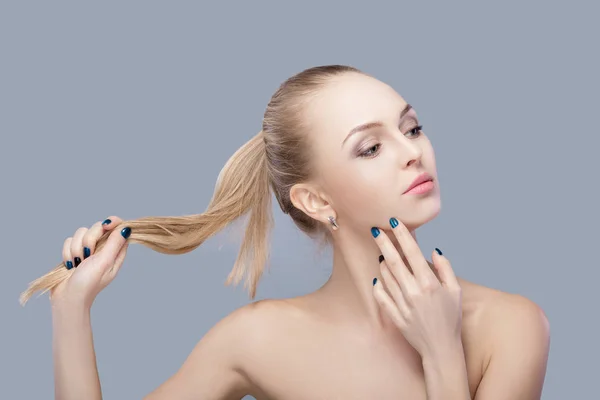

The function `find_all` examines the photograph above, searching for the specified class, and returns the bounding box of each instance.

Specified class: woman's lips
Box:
[404,179,434,195]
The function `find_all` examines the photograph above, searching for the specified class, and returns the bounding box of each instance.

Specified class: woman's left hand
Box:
[371,217,463,359]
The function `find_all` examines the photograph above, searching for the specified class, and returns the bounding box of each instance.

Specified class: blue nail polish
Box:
[389,217,398,228]
[371,227,380,238]
[83,247,90,259]
[102,219,112,225]
[74,257,81,267]
[435,247,442,255]
[121,227,131,239]
[65,261,73,270]
[378,254,385,263]
[373,277,377,285]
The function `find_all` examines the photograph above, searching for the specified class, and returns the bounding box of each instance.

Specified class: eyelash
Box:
[358,125,424,158]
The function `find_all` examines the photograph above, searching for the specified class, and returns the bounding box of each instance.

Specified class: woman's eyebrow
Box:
[342,104,413,148]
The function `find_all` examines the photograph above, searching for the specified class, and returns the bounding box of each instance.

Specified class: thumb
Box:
[107,242,129,278]
[98,226,131,268]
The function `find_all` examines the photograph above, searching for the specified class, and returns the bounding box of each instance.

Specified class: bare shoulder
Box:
[238,296,311,331]
[227,298,302,393]
[457,277,551,364]
[457,276,549,331]
[456,278,551,397]
[143,299,286,400]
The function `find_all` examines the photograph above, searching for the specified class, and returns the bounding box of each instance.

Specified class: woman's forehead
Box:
[305,74,409,142]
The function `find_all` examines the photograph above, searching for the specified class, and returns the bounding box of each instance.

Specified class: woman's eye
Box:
[359,143,380,158]
[407,125,423,137]
[358,125,423,158]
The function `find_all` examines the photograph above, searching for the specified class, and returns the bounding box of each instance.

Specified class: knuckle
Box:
[70,239,82,255]
[388,265,403,281]
[387,255,403,271]
[62,237,73,259]
[391,287,404,305]
[405,288,419,302]
[422,280,439,292]
[74,227,88,237]
[91,220,103,230]
[82,226,101,248]
[81,234,91,248]
[449,286,462,295]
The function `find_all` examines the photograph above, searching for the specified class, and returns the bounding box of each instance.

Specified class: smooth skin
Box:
[52,216,550,400]
[51,73,550,399]
[52,217,251,400]
[372,219,469,399]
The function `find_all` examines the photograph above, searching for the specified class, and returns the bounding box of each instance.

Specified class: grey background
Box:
[1,1,598,399]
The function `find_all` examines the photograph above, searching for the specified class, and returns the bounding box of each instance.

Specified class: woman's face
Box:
[302,72,441,232]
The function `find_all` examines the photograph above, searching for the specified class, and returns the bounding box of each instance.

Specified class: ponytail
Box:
[19,130,273,305]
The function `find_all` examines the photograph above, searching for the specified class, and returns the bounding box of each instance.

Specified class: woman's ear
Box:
[289,183,334,225]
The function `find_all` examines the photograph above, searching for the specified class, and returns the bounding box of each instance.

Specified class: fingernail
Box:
[83,247,90,259]
[74,257,81,267]
[389,217,398,228]
[102,219,112,225]
[435,247,443,255]
[65,260,73,270]
[378,254,385,263]
[371,227,380,238]
[121,227,131,239]
[373,277,378,285]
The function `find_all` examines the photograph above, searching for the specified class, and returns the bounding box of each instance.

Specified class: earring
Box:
[328,216,339,230]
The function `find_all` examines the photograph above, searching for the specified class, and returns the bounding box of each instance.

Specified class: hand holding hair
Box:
[19,129,272,307]
[50,216,131,310]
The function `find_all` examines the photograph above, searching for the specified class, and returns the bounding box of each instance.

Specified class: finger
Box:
[373,278,406,330]
[108,242,129,278]
[101,216,124,231]
[432,248,460,289]
[380,260,410,316]
[81,221,105,260]
[62,237,74,270]
[97,226,131,270]
[379,253,412,302]
[70,227,88,268]
[371,227,416,290]
[388,217,438,287]
[427,260,443,286]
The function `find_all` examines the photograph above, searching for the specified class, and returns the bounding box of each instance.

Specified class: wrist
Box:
[421,339,471,400]
[51,298,92,319]
[421,338,465,366]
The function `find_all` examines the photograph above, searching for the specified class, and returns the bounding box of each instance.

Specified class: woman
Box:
[21,65,550,399]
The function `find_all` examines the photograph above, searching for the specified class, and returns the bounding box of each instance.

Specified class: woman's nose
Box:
[396,139,423,166]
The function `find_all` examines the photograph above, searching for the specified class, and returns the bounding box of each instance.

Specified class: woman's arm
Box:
[48,218,255,399]
[52,301,254,400]
[52,302,102,400]
[420,340,471,400]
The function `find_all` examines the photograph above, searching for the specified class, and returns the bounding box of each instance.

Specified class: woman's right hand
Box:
[50,216,131,310]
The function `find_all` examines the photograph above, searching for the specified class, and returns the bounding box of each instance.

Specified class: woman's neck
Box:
[313,225,418,335]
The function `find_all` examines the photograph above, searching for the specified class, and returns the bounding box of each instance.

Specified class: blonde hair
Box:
[19,64,364,306]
